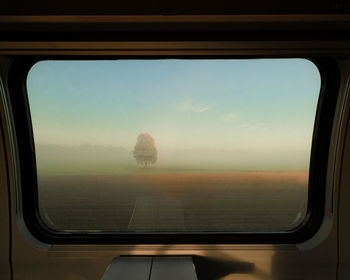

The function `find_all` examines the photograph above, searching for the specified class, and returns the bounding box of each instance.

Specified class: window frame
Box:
[7,56,340,244]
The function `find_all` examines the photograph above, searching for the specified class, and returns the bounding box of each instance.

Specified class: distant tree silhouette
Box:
[133,133,158,168]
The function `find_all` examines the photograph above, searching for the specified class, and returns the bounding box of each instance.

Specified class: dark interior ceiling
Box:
[0,0,347,15]
[1,0,350,42]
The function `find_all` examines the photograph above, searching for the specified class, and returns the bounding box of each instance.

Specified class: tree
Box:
[133,133,158,168]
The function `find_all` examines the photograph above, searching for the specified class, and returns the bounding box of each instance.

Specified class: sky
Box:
[26,59,321,172]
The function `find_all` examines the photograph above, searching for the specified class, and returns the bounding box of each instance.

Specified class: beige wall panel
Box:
[11,226,338,279]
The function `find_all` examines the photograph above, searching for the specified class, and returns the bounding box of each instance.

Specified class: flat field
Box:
[38,171,308,232]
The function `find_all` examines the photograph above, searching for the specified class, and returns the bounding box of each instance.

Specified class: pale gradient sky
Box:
[27,59,321,171]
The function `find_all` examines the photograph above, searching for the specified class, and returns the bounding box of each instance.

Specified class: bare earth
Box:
[38,171,308,233]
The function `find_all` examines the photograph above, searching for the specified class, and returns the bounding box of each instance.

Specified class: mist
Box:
[35,143,310,175]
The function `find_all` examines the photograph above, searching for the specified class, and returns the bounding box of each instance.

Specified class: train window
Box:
[11,57,338,244]
[25,59,319,233]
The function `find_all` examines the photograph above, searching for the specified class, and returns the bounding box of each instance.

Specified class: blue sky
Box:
[27,59,320,170]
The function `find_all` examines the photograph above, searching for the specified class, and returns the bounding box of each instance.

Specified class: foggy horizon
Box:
[35,142,311,175]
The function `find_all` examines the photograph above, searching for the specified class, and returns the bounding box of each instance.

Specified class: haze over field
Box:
[27,59,321,175]
[35,143,313,175]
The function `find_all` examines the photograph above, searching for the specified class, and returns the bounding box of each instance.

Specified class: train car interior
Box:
[1,0,350,279]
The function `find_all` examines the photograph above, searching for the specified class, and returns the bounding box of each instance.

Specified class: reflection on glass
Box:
[27,59,320,232]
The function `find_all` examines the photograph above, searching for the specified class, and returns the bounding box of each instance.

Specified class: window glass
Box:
[26,59,320,233]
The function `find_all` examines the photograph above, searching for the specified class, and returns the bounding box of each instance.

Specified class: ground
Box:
[38,171,308,233]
